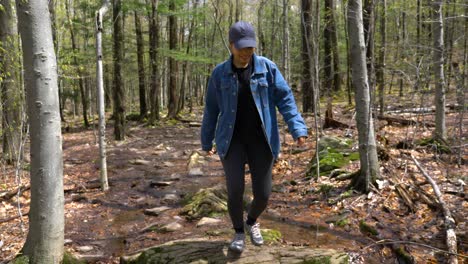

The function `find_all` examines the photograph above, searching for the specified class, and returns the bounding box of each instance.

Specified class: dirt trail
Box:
[1,111,466,263]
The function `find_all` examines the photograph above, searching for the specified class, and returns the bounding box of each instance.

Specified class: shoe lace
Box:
[250,223,261,237]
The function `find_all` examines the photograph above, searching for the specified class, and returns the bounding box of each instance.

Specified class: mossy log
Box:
[120,238,349,264]
[180,185,228,220]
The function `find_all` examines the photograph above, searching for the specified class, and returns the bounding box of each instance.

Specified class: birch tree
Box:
[16,0,64,261]
[347,0,380,192]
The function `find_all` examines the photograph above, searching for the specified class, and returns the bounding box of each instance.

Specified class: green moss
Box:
[180,186,228,220]
[348,152,360,161]
[395,246,414,263]
[318,184,334,195]
[336,218,349,227]
[359,220,379,236]
[301,256,331,264]
[63,252,86,264]
[340,190,354,199]
[10,255,29,264]
[261,229,282,243]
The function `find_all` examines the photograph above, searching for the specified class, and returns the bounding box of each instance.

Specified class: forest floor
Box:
[0,100,467,263]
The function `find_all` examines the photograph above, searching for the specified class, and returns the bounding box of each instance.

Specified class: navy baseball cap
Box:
[229,21,257,49]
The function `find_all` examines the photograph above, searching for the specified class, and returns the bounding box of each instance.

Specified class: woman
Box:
[201,21,307,253]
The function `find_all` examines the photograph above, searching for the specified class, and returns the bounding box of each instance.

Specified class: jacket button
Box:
[231,109,235,113]
[232,92,236,96]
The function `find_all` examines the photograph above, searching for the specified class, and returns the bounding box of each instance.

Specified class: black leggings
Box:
[221,136,274,230]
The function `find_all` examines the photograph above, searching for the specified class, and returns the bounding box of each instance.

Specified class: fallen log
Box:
[411,155,458,264]
[378,115,434,127]
[0,185,30,201]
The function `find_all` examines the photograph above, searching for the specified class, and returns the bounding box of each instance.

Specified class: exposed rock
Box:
[159,222,183,233]
[307,136,359,177]
[188,167,204,177]
[187,151,204,176]
[144,206,171,216]
[180,185,228,220]
[163,161,175,167]
[120,238,348,264]
[196,217,222,227]
[130,159,152,165]
[150,181,173,187]
[76,245,94,252]
[162,194,180,204]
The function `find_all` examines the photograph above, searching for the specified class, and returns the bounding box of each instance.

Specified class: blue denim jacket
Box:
[201,54,308,159]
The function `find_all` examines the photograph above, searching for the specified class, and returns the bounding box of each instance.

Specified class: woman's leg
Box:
[246,138,274,222]
[221,137,247,231]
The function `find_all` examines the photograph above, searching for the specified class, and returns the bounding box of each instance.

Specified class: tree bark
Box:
[113,0,126,140]
[167,0,179,119]
[363,0,375,96]
[66,0,89,128]
[376,0,386,115]
[301,0,314,113]
[347,0,380,192]
[324,0,340,92]
[0,0,21,164]
[432,0,446,140]
[148,0,160,124]
[281,0,290,83]
[134,10,147,120]
[16,0,64,262]
[95,0,111,191]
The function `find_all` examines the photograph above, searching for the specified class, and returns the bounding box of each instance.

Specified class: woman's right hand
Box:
[206,148,216,156]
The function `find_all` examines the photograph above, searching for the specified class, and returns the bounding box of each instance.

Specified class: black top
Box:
[232,59,264,142]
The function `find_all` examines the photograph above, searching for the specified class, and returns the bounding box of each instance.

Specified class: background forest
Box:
[0,0,466,263]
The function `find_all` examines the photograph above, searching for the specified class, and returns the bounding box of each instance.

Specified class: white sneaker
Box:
[229,233,245,253]
[246,222,264,246]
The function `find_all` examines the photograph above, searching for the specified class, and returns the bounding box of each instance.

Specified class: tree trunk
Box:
[16,0,64,262]
[113,0,126,140]
[0,0,21,164]
[95,0,111,191]
[281,0,290,83]
[363,0,375,97]
[347,0,380,193]
[324,0,340,93]
[148,0,160,124]
[134,10,147,120]
[66,0,89,128]
[167,0,179,119]
[377,0,386,115]
[48,0,65,123]
[432,0,446,140]
[415,0,421,91]
[301,0,314,113]
[257,0,267,56]
[235,0,241,22]
[323,0,333,93]
[330,0,341,92]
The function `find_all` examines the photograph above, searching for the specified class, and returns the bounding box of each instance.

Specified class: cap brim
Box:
[234,38,256,49]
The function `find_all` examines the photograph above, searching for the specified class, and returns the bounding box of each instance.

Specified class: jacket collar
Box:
[223,54,267,76]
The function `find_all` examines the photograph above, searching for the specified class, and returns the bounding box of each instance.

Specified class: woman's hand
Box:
[206,148,216,156]
[296,136,306,147]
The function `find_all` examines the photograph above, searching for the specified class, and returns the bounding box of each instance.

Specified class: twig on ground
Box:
[361,239,468,259]
[411,155,459,264]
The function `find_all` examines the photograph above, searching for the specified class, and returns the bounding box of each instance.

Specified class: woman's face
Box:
[230,43,255,67]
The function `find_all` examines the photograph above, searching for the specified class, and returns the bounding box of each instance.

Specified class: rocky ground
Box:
[0,105,466,263]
